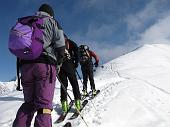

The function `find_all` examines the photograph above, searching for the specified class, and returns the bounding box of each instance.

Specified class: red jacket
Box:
[88,50,99,64]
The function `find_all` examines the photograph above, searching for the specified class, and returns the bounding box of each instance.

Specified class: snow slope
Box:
[0,44,170,127]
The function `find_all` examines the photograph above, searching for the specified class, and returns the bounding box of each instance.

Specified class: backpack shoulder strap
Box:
[16,58,21,91]
[85,49,90,57]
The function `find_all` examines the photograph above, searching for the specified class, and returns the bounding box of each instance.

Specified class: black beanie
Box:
[39,4,54,17]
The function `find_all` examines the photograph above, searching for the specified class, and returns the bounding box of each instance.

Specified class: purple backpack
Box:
[8,16,46,60]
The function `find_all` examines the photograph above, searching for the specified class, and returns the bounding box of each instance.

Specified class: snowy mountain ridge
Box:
[0,44,170,127]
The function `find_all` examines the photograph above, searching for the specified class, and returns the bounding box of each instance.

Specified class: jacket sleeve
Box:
[53,21,65,48]
[89,50,99,64]
[53,21,65,65]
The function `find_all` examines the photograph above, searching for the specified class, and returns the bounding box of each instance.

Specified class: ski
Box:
[89,90,100,100]
[81,90,100,100]
[69,100,88,120]
[54,100,74,123]
[63,122,72,127]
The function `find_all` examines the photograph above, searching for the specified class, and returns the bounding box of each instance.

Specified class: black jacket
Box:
[63,39,79,66]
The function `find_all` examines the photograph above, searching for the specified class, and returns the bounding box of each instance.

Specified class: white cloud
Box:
[74,0,112,10]
[72,0,170,63]
[126,0,169,32]
[125,0,170,47]
[91,43,130,62]
[71,22,116,42]
[86,23,115,41]
[138,13,170,44]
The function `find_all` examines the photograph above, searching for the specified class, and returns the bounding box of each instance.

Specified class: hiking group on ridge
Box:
[8,3,99,127]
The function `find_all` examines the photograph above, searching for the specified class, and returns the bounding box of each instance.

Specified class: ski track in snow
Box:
[70,82,121,127]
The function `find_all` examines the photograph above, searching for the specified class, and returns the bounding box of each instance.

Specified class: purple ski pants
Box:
[12,63,56,127]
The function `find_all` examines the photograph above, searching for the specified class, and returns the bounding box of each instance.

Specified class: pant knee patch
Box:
[37,108,52,115]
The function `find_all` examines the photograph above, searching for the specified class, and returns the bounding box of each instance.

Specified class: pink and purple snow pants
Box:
[12,63,56,127]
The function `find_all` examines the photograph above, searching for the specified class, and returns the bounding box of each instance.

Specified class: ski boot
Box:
[92,89,97,96]
[75,99,81,111]
[82,89,88,96]
[61,100,69,113]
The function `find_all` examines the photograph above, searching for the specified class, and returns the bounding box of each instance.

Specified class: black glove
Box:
[56,63,62,74]
[57,57,63,66]
[56,58,63,74]
[94,62,98,67]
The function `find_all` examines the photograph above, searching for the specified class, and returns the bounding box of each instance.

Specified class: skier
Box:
[58,35,81,113]
[12,4,65,127]
[79,45,99,96]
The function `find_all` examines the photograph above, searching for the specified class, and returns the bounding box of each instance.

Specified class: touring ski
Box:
[55,100,74,123]
[81,89,100,100]
[69,100,88,120]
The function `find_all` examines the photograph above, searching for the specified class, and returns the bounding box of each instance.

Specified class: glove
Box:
[94,62,98,67]
[56,64,62,74]
[56,58,63,74]
[57,57,63,66]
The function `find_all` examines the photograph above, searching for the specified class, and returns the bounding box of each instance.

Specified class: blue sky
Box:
[1,0,170,81]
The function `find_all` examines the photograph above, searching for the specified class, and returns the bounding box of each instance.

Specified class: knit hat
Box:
[39,4,54,17]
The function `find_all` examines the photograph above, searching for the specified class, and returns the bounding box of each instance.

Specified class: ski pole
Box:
[16,58,22,91]
[56,74,89,127]
[75,70,84,86]
[93,64,104,72]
